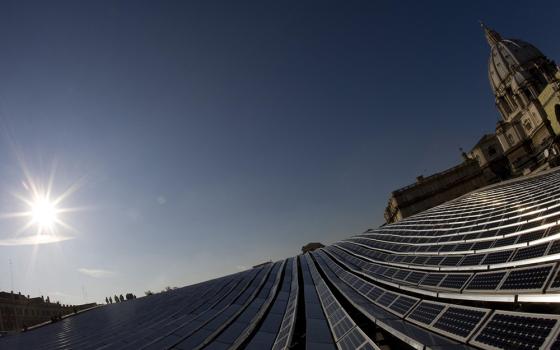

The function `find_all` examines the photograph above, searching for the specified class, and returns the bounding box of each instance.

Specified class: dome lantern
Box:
[481,21,502,47]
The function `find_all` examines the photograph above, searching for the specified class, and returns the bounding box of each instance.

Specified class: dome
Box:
[484,24,544,94]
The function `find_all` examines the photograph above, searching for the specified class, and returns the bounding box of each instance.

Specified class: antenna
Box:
[9,258,14,292]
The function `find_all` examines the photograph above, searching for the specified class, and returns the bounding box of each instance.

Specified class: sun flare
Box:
[30,196,59,233]
[0,162,85,245]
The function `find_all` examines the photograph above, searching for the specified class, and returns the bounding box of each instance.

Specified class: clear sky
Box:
[0,1,559,305]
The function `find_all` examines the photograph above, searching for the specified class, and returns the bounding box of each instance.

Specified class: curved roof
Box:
[4,169,560,349]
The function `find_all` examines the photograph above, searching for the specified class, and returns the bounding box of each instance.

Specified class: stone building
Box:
[384,159,491,224]
[483,23,560,173]
[0,291,93,333]
[469,133,511,180]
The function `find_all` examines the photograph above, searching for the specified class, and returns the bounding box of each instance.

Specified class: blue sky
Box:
[0,1,558,304]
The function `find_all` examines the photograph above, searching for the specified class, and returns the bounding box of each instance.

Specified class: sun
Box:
[30,196,59,232]
[0,160,84,246]
[3,167,83,238]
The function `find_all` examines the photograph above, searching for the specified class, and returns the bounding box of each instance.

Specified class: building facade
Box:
[469,133,511,180]
[0,292,91,333]
[484,24,560,173]
[384,158,492,223]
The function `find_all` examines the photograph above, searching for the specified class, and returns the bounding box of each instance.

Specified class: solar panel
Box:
[478,230,500,239]
[517,230,545,243]
[453,242,474,252]
[499,264,554,292]
[300,256,335,348]
[407,302,446,326]
[482,250,513,265]
[465,271,507,291]
[548,240,560,255]
[271,258,298,350]
[511,242,549,261]
[404,271,427,284]
[459,253,485,266]
[519,220,546,232]
[496,225,520,235]
[337,328,373,350]
[420,273,446,287]
[546,268,560,291]
[546,224,560,237]
[332,316,354,340]
[377,292,398,307]
[438,274,471,290]
[382,267,398,278]
[432,306,489,341]
[388,295,419,317]
[471,311,560,350]
[426,256,445,265]
[401,256,415,264]
[472,240,494,251]
[376,266,388,276]
[438,244,454,252]
[412,256,429,264]
[440,256,463,266]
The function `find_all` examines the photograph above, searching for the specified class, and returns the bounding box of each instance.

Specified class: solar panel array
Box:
[4,169,560,349]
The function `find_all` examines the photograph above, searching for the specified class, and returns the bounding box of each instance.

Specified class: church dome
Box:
[484,24,544,95]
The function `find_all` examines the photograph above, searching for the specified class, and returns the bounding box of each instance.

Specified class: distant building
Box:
[0,291,94,333]
[301,242,325,254]
[384,159,491,224]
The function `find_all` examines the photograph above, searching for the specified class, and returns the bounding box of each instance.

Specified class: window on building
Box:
[507,133,515,146]
[523,88,533,100]
[488,146,497,156]
[523,118,534,132]
[501,98,512,114]
[506,88,518,108]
